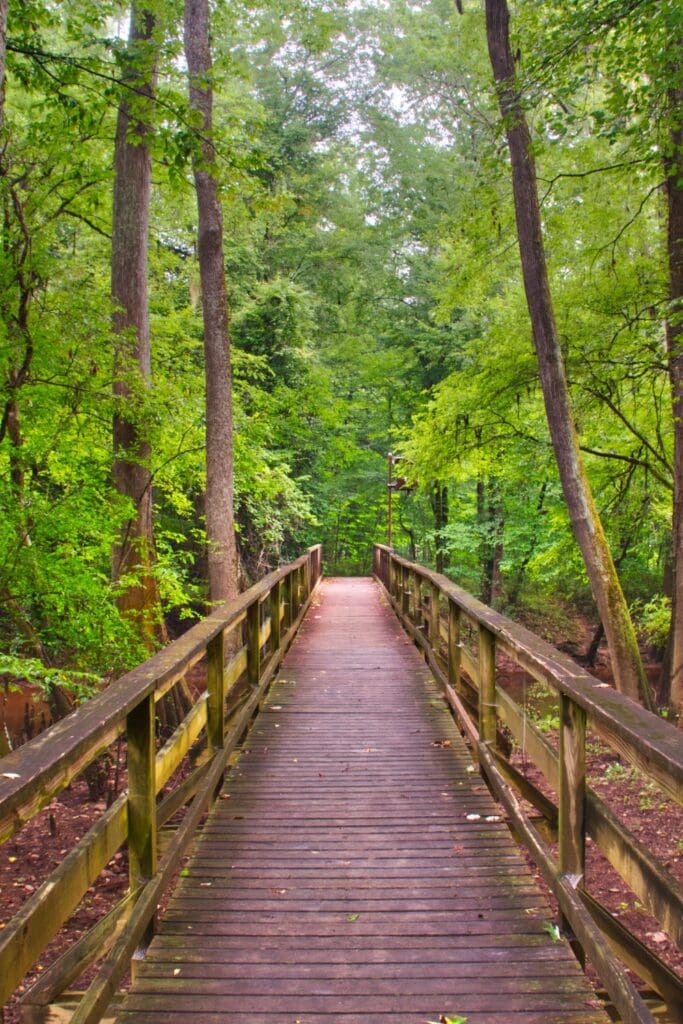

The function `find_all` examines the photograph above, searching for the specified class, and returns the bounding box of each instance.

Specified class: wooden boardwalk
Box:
[116,577,609,1024]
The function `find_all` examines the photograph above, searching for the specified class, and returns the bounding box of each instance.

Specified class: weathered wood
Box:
[155,696,208,791]
[246,599,261,689]
[580,891,683,1016]
[374,547,678,1024]
[127,693,157,891]
[0,550,321,846]
[117,578,608,1024]
[376,547,682,802]
[478,624,497,749]
[21,887,141,1011]
[269,581,281,655]
[448,599,461,691]
[429,582,440,648]
[0,795,127,1006]
[559,695,586,888]
[496,685,683,947]
[206,630,225,752]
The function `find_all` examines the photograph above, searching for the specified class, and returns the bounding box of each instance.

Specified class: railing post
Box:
[247,599,261,687]
[127,692,157,960]
[478,624,496,750]
[429,583,440,649]
[207,629,225,752]
[270,580,282,655]
[388,554,396,601]
[448,600,461,691]
[304,555,311,601]
[401,564,410,619]
[284,570,294,628]
[559,693,587,960]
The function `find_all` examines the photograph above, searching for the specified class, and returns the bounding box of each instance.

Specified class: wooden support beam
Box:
[126,694,157,891]
[246,600,261,689]
[206,629,225,752]
[478,624,496,750]
[448,600,461,691]
[429,583,440,650]
[269,580,282,655]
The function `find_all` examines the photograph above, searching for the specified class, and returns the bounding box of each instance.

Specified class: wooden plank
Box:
[384,551,682,802]
[0,795,127,1006]
[0,554,315,845]
[127,694,157,890]
[206,629,225,752]
[116,578,610,1024]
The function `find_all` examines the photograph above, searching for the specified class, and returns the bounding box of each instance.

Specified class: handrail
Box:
[0,544,323,1023]
[373,543,682,1024]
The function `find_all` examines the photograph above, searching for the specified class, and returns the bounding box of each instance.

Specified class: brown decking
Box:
[116,577,609,1024]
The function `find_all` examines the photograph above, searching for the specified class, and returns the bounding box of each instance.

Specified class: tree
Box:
[183,0,238,605]
[482,0,654,708]
[111,3,161,644]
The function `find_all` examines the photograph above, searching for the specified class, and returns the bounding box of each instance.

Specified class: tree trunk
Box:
[111,4,160,646]
[664,66,683,723]
[0,0,8,129]
[184,0,238,606]
[484,0,654,709]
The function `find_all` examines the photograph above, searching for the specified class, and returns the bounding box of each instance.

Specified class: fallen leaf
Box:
[647,931,668,944]
[173,969,181,976]
[1,772,20,780]
[544,921,561,942]
[347,913,360,922]
[465,813,481,821]
[432,738,451,748]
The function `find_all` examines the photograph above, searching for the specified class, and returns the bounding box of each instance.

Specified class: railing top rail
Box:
[0,547,322,832]
[376,546,682,801]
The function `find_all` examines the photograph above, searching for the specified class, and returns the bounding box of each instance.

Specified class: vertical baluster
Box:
[478,625,496,750]
[429,583,440,650]
[284,570,294,629]
[559,693,586,962]
[207,629,225,752]
[127,693,157,964]
[270,580,282,655]
[448,600,461,691]
[304,552,311,600]
[401,564,410,619]
[247,599,261,688]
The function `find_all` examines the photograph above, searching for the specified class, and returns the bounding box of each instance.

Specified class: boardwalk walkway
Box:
[117,577,609,1024]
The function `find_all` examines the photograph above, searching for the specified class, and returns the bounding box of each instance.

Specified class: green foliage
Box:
[0,0,678,711]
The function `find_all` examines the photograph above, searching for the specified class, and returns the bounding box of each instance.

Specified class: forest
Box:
[0,0,682,726]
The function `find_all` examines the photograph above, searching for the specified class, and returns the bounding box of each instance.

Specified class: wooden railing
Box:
[374,544,682,1024]
[0,545,323,1024]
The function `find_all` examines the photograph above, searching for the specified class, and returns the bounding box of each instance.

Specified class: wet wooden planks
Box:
[116,577,609,1024]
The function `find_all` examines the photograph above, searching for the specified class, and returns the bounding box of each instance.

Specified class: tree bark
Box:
[0,0,8,130]
[184,0,238,605]
[663,65,683,722]
[484,0,654,709]
[111,4,160,645]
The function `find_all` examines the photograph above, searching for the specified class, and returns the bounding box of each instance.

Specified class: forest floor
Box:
[1,616,681,1022]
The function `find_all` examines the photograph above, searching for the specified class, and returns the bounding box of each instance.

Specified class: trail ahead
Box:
[117,577,607,1024]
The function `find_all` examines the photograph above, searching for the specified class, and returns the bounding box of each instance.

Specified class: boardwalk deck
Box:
[116,577,610,1024]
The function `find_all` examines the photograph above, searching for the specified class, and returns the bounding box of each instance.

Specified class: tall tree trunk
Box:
[0,0,7,130]
[184,0,238,605]
[484,0,654,709]
[111,4,160,646]
[663,65,683,722]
